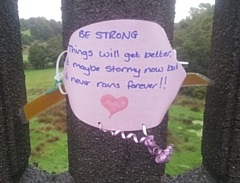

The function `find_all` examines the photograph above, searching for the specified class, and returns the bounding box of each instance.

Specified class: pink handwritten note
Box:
[63,20,186,131]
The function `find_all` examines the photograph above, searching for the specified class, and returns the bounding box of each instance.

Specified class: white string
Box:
[173,49,189,65]
[179,61,189,65]
[142,124,147,136]
[54,50,67,95]
[98,122,148,143]
[98,122,174,163]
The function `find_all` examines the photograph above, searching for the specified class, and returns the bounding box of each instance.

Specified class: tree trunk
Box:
[62,1,175,182]
[202,1,240,183]
[0,0,30,182]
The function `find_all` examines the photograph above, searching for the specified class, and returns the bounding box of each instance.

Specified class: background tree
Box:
[62,0,175,182]
[46,35,62,63]
[0,0,30,182]
[174,3,214,76]
[28,43,47,69]
[21,33,33,45]
[49,19,62,35]
[30,18,54,41]
[19,18,30,31]
[174,3,214,100]
[28,17,62,41]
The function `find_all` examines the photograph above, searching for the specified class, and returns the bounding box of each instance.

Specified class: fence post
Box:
[62,0,175,182]
[0,0,30,182]
[202,1,240,182]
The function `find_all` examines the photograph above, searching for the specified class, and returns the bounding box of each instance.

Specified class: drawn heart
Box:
[100,94,128,118]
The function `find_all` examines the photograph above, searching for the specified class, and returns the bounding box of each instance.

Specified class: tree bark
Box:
[62,0,175,182]
[202,1,240,182]
[0,0,30,182]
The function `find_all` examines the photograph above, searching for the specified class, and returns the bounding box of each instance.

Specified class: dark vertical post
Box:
[62,1,175,182]
[61,0,176,182]
[0,0,30,182]
[202,1,240,182]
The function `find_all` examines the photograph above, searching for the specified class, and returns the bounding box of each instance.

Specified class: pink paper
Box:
[64,19,186,131]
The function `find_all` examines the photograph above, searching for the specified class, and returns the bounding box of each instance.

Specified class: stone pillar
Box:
[202,1,240,182]
[0,0,30,182]
[62,0,175,182]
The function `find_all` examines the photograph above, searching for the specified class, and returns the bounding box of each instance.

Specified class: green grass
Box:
[23,53,28,61]
[21,29,31,36]
[25,68,204,175]
[165,102,204,175]
[25,68,68,173]
[25,68,55,89]
[25,68,57,101]
[29,117,68,173]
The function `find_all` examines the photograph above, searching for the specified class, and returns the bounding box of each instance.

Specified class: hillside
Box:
[20,17,62,69]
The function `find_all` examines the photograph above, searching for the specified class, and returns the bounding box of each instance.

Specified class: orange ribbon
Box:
[24,73,211,120]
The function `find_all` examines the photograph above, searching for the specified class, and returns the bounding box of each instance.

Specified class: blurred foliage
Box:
[20,17,63,68]
[46,35,63,63]
[28,43,48,69]
[21,33,33,45]
[20,17,62,42]
[179,86,207,100]
[174,3,214,76]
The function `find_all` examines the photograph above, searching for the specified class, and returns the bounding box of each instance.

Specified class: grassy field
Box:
[166,102,203,175]
[25,68,204,175]
[25,68,68,173]
[22,29,31,36]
